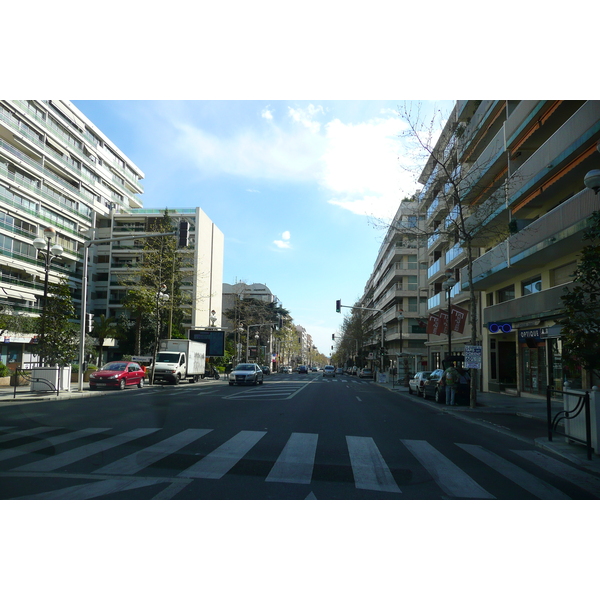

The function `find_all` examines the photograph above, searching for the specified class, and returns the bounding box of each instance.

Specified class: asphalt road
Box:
[1,371,599,500]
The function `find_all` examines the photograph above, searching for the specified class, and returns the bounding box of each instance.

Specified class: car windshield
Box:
[102,363,126,371]
[157,353,180,363]
[236,364,254,371]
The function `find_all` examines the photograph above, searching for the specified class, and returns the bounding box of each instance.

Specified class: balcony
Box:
[507,101,600,209]
[463,187,598,290]
[484,284,573,325]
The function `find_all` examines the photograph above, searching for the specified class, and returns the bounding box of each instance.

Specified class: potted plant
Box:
[0,362,10,386]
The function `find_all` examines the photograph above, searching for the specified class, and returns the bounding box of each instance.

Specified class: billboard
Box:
[188,329,225,357]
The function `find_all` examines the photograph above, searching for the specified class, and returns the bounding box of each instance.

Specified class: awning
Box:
[2,288,37,302]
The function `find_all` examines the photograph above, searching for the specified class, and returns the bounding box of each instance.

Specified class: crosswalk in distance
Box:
[1,426,599,500]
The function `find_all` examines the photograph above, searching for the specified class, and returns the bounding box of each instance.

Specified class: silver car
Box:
[228,363,264,386]
[408,371,432,396]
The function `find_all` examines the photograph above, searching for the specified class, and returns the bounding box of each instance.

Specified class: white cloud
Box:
[273,230,292,249]
[288,104,324,134]
[261,107,273,121]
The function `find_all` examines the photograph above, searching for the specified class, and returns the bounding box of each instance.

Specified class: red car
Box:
[89,361,145,390]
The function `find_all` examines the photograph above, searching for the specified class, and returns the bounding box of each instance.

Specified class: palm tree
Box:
[92,314,117,367]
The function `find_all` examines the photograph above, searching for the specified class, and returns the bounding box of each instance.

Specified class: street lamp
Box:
[584,141,600,194]
[442,269,457,359]
[150,284,169,385]
[255,333,260,364]
[32,226,63,364]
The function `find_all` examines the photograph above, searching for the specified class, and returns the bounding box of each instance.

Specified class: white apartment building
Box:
[93,207,223,333]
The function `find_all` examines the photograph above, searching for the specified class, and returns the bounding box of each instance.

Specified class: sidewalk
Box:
[374,379,600,473]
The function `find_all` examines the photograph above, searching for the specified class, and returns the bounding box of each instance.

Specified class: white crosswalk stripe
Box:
[11,428,160,472]
[178,430,267,479]
[346,436,401,493]
[266,432,318,484]
[512,450,600,497]
[401,439,495,499]
[0,427,61,443]
[457,444,571,499]
[0,428,111,463]
[94,429,213,475]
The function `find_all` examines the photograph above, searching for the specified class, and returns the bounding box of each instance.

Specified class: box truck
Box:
[153,339,206,384]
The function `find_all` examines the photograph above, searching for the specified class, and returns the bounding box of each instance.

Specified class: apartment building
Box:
[0,99,224,368]
[93,207,223,335]
[0,100,144,368]
[417,100,600,395]
[360,199,429,379]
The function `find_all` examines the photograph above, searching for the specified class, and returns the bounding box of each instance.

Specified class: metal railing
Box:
[547,385,592,460]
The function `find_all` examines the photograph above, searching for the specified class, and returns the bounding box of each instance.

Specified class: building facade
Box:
[417,100,600,395]
[360,199,429,379]
[0,100,223,368]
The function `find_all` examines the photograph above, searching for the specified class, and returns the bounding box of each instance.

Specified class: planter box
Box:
[0,376,11,387]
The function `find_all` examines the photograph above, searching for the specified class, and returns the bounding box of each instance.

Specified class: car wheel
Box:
[119,379,126,390]
[138,378,144,389]
[174,374,180,385]
[418,387,424,397]
[229,381,234,386]
[259,378,264,385]
[408,386,413,395]
[434,388,441,403]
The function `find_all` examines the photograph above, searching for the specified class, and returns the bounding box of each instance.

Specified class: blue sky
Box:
[72,100,454,355]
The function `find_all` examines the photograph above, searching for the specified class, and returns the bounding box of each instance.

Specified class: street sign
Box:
[464,345,482,369]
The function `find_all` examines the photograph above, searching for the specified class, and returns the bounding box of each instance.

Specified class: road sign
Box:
[464,345,482,369]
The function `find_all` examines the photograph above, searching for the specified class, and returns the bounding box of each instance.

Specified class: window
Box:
[522,275,542,296]
[408,276,418,291]
[497,285,515,303]
[550,262,577,286]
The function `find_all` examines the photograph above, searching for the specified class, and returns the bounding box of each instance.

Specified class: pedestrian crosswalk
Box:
[1,426,598,500]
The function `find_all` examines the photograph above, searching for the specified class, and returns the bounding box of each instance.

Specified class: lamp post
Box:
[255,333,260,364]
[32,226,63,365]
[442,270,457,360]
[150,284,169,385]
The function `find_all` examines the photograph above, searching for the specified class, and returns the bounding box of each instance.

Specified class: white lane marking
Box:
[0,428,111,463]
[179,430,267,479]
[512,450,600,498]
[18,477,169,500]
[151,480,191,500]
[11,429,160,472]
[401,439,495,499]
[457,444,571,500]
[356,397,362,402]
[305,491,317,500]
[346,436,401,494]
[94,429,213,475]
[266,433,318,484]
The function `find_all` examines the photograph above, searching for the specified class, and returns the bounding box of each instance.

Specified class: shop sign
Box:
[518,328,541,342]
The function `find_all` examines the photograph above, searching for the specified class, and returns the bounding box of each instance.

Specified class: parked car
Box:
[359,368,373,379]
[323,365,336,377]
[350,366,359,376]
[335,367,344,375]
[298,365,309,374]
[408,371,432,397]
[421,364,470,404]
[261,366,271,375]
[89,361,145,390]
[228,363,264,386]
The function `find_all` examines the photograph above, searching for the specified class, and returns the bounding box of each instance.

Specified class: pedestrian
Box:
[442,363,460,406]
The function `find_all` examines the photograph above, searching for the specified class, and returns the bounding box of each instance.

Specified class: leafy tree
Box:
[117,210,184,356]
[333,302,369,368]
[560,211,600,383]
[37,278,78,367]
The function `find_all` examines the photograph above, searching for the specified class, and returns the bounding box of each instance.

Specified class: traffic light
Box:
[178,220,189,248]
[332,334,335,340]
[86,313,94,333]
[335,300,341,313]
